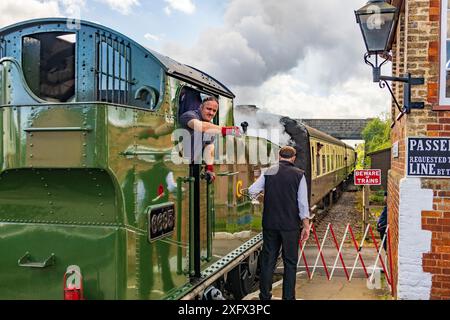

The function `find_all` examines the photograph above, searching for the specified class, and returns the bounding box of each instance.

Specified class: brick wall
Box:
[390,0,450,299]
[389,2,407,298]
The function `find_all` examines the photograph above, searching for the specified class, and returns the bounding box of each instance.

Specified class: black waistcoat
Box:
[263,161,304,231]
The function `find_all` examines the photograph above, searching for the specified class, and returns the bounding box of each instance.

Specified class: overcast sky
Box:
[1,0,391,120]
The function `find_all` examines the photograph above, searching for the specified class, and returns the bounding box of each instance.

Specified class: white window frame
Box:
[440,0,450,105]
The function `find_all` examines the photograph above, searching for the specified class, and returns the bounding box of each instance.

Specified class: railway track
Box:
[311,189,364,247]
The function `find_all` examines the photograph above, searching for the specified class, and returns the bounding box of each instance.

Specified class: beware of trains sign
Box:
[407,137,450,178]
[354,169,381,185]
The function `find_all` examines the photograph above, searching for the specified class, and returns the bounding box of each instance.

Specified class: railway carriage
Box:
[308,126,356,207]
[0,18,355,300]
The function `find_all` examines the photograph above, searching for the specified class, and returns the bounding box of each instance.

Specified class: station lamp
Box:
[355,0,424,116]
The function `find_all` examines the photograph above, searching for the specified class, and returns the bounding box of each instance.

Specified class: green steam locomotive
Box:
[0,18,355,300]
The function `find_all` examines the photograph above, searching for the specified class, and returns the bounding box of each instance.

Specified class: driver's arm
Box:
[187,119,222,134]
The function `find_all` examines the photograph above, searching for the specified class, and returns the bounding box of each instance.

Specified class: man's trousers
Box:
[259,228,300,300]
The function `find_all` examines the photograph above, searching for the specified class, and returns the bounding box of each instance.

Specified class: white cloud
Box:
[163,0,370,88]
[97,0,140,15]
[60,0,86,8]
[161,0,389,119]
[164,0,196,15]
[234,73,391,119]
[144,33,160,42]
[61,0,85,16]
[0,0,62,28]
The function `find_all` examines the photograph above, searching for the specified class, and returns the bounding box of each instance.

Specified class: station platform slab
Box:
[243,271,392,300]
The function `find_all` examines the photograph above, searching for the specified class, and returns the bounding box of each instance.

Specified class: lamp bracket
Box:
[364,51,424,115]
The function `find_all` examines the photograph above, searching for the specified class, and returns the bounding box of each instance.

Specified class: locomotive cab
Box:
[0,18,265,300]
[0,18,354,300]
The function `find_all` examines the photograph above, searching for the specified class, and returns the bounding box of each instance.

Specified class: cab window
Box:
[22,32,76,102]
[178,86,219,125]
[96,35,131,105]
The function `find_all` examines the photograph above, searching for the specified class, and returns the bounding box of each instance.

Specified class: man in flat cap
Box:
[249,146,311,300]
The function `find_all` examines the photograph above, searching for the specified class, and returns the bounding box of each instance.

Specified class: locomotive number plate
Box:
[146,202,175,242]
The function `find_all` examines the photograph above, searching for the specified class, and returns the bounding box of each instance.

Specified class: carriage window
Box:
[316,152,321,177]
[316,143,322,176]
[322,154,326,175]
[326,146,330,173]
[96,34,131,104]
[331,150,336,170]
[22,32,76,102]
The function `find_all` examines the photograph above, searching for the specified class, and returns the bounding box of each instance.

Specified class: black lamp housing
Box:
[355,0,424,117]
[355,0,399,54]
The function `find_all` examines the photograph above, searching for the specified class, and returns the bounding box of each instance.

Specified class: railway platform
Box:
[243,271,391,300]
[243,189,392,300]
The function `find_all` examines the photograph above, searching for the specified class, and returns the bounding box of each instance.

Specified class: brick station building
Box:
[386,0,450,299]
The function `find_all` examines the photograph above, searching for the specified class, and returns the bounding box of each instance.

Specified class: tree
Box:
[362,117,391,153]
[359,115,391,168]
[355,143,366,170]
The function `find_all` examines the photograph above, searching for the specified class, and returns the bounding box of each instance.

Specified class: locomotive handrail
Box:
[188,176,196,276]
[24,127,92,132]
[119,151,158,156]
[206,181,213,262]
[18,252,55,268]
[217,171,239,177]
[176,176,194,275]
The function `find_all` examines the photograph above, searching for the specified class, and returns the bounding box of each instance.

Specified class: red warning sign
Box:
[354,169,381,185]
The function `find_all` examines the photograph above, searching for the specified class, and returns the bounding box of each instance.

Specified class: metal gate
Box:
[297,223,393,293]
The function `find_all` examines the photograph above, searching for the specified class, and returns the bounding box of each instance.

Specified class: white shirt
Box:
[248,173,310,221]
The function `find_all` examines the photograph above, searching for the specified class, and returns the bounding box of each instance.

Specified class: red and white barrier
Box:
[298,223,393,291]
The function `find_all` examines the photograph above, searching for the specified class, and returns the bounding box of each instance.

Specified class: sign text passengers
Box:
[407,137,450,178]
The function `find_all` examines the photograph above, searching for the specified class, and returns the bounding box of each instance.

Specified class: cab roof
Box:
[0,18,235,98]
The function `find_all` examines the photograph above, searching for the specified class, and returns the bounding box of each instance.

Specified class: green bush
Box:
[370,190,386,205]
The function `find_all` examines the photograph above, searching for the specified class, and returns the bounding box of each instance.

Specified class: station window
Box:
[22,32,76,102]
[440,0,450,107]
[96,34,131,104]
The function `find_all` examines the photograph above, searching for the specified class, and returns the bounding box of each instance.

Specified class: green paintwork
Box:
[0,50,265,299]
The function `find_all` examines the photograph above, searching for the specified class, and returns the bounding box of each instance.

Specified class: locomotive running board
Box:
[165,233,263,300]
